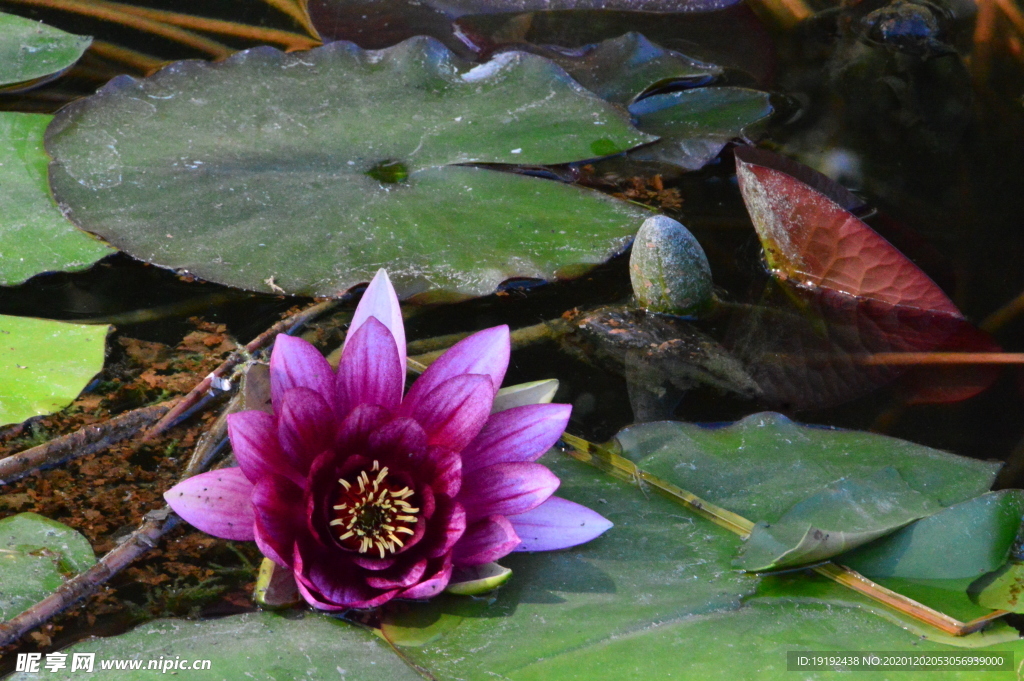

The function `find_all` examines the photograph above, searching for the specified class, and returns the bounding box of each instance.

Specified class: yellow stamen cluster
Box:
[329,460,419,559]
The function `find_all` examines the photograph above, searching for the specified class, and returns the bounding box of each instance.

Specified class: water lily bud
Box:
[630,215,712,315]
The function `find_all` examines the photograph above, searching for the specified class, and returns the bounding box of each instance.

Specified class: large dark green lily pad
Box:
[0,113,112,285]
[46,37,655,298]
[613,413,998,524]
[0,315,108,426]
[8,611,420,681]
[841,490,1024,580]
[0,12,91,89]
[0,513,96,621]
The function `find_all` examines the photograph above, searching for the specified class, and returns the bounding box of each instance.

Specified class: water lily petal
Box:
[397,559,452,600]
[422,497,466,559]
[459,462,559,520]
[368,417,427,460]
[365,559,428,589]
[293,575,348,612]
[336,316,403,419]
[510,496,614,552]
[278,387,335,474]
[403,326,510,412]
[269,335,335,409]
[336,402,391,451]
[417,446,461,497]
[295,538,398,608]
[252,473,304,568]
[227,409,297,484]
[164,468,255,540]
[452,515,521,566]
[347,269,406,383]
[401,374,494,451]
[460,403,572,473]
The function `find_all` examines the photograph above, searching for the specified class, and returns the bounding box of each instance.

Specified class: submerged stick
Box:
[857,352,1024,365]
[0,509,179,648]
[143,298,340,440]
[0,401,176,485]
[0,392,243,648]
[559,434,1009,637]
[407,319,571,367]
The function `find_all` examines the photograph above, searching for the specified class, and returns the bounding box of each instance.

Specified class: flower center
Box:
[329,460,419,559]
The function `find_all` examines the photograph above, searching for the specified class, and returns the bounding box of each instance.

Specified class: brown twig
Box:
[0,401,176,485]
[407,319,570,367]
[856,352,1024,365]
[142,299,340,440]
[0,508,179,648]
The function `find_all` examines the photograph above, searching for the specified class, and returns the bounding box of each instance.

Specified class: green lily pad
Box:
[0,314,108,426]
[0,12,91,89]
[46,37,654,299]
[628,87,774,170]
[841,491,1024,580]
[391,448,1020,679]
[754,570,1002,644]
[8,611,421,681]
[613,413,998,523]
[738,467,943,571]
[543,32,721,104]
[970,561,1024,613]
[0,513,96,621]
[0,113,112,286]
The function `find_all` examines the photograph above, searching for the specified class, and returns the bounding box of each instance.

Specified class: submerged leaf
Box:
[735,146,960,314]
[0,513,96,620]
[0,12,91,89]
[0,113,112,286]
[47,37,654,298]
[0,315,108,426]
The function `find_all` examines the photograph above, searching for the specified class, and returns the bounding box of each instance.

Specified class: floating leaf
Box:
[970,561,1024,613]
[735,146,960,314]
[613,412,998,523]
[391,447,1021,678]
[46,37,654,298]
[841,491,1024,580]
[8,611,421,681]
[0,12,91,90]
[538,32,721,104]
[0,113,112,286]
[0,315,108,426]
[0,513,96,621]
[752,571,1019,649]
[738,466,943,571]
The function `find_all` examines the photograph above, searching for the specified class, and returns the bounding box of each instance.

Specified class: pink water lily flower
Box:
[164,270,612,609]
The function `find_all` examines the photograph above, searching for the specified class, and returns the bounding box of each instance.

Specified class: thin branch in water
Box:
[0,401,176,485]
[856,352,1024,365]
[0,509,179,648]
[981,287,1024,334]
[407,318,570,367]
[142,298,340,440]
